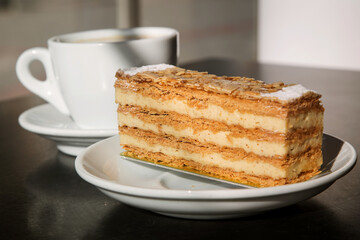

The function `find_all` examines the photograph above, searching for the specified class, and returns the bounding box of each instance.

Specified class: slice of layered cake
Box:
[114,64,324,187]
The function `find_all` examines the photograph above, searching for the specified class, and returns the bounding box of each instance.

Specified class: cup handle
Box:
[16,47,70,115]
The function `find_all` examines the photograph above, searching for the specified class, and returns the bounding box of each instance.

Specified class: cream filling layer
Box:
[115,89,323,133]
[118,112,322,157]
[121,134,322,179]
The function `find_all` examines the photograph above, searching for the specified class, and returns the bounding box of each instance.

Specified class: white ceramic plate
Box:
[19,104,117,156]
[75,134,357,219]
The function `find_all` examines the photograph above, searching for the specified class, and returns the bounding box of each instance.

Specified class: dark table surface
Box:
[1,58,359,240]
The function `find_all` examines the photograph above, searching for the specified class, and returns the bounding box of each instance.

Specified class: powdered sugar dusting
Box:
[261,84,313,101]
[124,64,175,76]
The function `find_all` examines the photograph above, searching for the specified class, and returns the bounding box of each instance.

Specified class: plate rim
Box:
[75,133,357,200]
[18,103,118,137]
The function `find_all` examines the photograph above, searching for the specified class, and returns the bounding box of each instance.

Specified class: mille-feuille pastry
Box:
[114,64,324,187]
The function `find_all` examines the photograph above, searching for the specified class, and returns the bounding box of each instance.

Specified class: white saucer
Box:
[75,134,357,219]
[19,104,117,156]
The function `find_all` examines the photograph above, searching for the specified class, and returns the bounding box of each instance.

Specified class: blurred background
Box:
[1,0,359,101]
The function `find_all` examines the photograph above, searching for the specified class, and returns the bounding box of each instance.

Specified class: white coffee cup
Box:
[16,27,179,129]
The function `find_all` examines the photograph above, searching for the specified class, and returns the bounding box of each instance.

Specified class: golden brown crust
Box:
[115,66,323,114]
[122,147,320,188]
[115,81,324,118]
[118,104,323,143]
[115,66,320,99]
[116,67,277,96]
[118,126,323,168]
